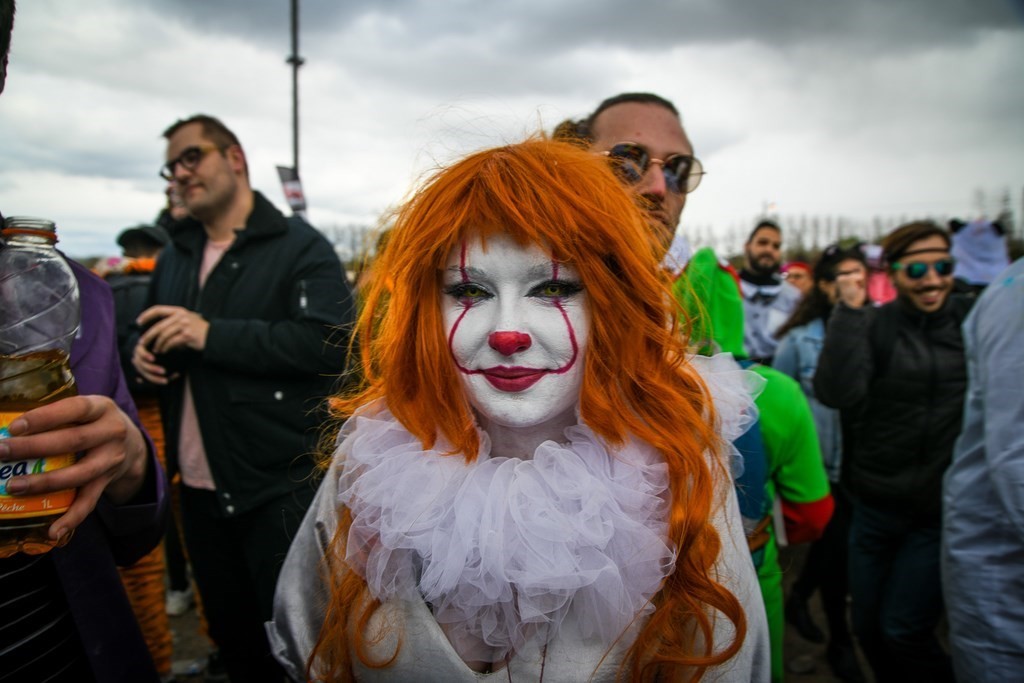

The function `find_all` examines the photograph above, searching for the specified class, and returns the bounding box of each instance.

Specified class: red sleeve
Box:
[718,259,742,289]
[781,495,834,544]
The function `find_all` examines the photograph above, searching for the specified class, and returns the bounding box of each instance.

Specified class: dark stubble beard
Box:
[747,252,780,277]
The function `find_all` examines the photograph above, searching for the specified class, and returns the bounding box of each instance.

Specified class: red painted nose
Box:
[488,331,532,356]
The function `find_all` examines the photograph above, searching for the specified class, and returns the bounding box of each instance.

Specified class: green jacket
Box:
[673,247,745,357]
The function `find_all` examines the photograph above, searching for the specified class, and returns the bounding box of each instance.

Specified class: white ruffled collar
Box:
[334,353,761,665]
[336,403,673,664]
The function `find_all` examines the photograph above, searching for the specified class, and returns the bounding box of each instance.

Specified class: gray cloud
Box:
[138,0,1024,52]
[33,0,1023,116]
[2,139,152,181]
[554,0,1024,50]
[2,0,1022,258]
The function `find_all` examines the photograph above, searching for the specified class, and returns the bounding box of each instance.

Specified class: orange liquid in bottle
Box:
[0,350,78,557]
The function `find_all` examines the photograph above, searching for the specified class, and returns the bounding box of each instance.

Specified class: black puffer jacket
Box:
[142,192,354,517]
[814,295,972,521]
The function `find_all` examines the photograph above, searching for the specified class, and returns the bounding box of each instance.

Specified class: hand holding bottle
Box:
[0,216,87,555]
[0,395,149,542]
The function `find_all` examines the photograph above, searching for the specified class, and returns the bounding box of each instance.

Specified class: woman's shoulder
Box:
[787,317,825,340]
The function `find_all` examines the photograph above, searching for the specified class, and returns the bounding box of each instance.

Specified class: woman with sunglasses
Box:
[813,221,972,683]
[268,139,770,682]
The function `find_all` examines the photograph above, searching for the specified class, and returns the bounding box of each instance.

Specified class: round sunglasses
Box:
[892,258,955,279]
[602,142,705,194]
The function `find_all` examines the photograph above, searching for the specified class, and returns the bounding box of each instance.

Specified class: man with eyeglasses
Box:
[560,93,836,683]
[131,114,354,683]
[815,221,970,683]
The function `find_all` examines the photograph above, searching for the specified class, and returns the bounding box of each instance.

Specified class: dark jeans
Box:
[181,485,315,683]
[164,506,190,592]
[847,499,953,683]
[792,487,854,645]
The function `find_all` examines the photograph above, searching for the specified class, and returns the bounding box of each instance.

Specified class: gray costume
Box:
[267,438,771,682]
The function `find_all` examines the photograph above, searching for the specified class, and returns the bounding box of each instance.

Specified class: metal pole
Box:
[287,0,304,176]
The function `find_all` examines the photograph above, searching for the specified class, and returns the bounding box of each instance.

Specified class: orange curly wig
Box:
[311,138,745,682]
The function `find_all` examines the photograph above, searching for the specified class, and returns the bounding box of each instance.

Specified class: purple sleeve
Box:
[67,259,168,565]
[67,260,138,414]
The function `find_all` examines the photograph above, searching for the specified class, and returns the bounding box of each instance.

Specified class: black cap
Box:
[116,224,170,250]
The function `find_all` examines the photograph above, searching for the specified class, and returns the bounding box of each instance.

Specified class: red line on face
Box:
[447,250,579,382]
[549,260,579,375]
[448,240,476,374]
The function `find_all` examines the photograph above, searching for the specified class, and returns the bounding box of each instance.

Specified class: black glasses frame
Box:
[160,144,223,181]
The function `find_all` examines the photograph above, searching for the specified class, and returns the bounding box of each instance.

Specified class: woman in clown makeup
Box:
[268,139,770,682]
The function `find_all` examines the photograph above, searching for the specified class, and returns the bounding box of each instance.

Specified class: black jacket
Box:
[143,192,354,516]
[814,295,972,521]
[107,269,155,390]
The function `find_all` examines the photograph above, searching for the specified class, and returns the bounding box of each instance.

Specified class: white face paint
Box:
[442,233,589,445]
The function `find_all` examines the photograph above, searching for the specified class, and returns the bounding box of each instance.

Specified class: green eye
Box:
[530,279,583,300]
[541,283,566,297]
[444,282,492,303]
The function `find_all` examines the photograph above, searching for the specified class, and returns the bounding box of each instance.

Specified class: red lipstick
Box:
[481,366,545,392]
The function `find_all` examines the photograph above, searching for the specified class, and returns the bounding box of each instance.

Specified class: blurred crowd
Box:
[2,2,1022,682]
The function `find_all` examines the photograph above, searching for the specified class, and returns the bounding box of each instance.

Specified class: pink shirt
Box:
[178,237,233,490]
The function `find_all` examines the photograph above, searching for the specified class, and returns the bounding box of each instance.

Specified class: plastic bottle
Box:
[0,216,80,557]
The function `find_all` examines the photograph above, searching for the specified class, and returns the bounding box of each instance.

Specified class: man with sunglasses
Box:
[561,93,835,683]
[559,92,704,250]
[554,93,741,354]
[131,114,353,683]
[815,221,970,683]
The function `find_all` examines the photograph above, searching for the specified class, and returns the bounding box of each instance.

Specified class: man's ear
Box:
[226,144,247,175]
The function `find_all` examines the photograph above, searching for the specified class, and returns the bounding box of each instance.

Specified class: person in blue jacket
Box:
[942,256,1024,683]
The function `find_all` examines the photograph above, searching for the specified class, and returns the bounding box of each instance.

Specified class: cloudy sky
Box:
[2,0,1022,258]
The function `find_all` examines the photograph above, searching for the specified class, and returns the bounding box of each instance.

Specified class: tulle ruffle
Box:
[336,404,673,663]
[334,353,761,663]
[689,352,765,477]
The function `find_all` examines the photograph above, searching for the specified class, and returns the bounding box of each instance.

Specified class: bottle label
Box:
[0,412,76,518]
